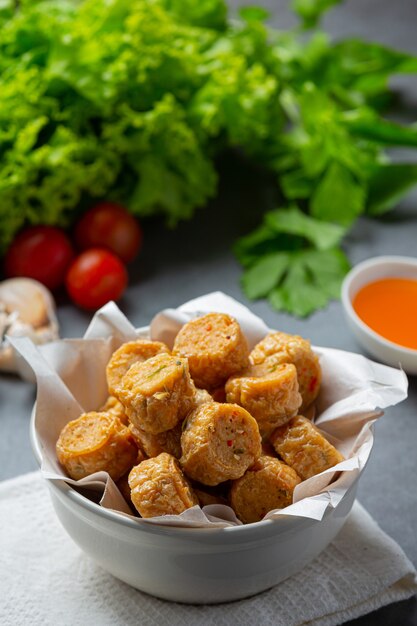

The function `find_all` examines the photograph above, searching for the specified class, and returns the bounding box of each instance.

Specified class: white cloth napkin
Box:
[1,472,416,626]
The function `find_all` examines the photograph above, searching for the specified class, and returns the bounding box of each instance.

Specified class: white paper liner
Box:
[11,292,408,528]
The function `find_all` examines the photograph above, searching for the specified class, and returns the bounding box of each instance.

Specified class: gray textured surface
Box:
[1,1,417,624]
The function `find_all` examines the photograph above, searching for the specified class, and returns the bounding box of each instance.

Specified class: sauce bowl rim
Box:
[341,255,417,357]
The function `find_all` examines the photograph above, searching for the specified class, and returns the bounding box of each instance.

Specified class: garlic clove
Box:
[0,278,57,329]
[0,278,60,380]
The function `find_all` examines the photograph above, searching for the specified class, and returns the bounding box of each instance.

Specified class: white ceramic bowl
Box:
[30,412,358,604]
[341,255,417,375]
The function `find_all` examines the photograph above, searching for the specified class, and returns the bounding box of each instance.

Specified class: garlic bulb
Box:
[0,278,59,380]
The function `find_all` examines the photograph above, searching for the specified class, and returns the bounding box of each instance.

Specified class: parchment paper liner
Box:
[12,292,408,528]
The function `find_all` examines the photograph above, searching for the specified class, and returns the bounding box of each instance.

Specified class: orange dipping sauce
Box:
[353,278,417,350]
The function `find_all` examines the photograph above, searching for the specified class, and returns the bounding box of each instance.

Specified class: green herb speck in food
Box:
[147,365,168,379]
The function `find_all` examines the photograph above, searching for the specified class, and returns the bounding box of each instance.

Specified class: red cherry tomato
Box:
[74,202,142,264]
[66,248,128,310]
[4,226,74,290]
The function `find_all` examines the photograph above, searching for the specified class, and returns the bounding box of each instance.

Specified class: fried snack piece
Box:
[106,339,170,395]
[129,422,182,459]
[114,353,195,434]
[180,402,262,486]
[128,453,198,518]
[194,387,213,407]
[270,415,344,480]
[173,313,249,389]
[250,332,321,410]
[100,396,129,425]
[225,362,302,437]
[230,456,301,524]
[56,412,138,481]
[127,387,211,458]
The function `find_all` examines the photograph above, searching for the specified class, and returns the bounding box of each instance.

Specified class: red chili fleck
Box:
[308,376,317,392]
[205,324,212,331]
[227,440,233,447]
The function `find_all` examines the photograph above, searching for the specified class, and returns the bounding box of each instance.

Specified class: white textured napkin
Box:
[1,472,416,626]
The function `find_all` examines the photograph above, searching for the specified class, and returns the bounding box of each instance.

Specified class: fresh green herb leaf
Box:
[332,39,417,99]
[280,169,314,199]
[241,252,289,299]
[343,110,417,147]
[265,205,347,249]
[302,246,350,297]
[267,248,350,316]
[239,6,270,22]
[367,164,417,215]
[292,0,342,29]
[234,224,304,268]
[238,206,350,316]
[160,0,227,30]
[311,162,366,226]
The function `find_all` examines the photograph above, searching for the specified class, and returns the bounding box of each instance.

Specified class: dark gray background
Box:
[1,1,416,624]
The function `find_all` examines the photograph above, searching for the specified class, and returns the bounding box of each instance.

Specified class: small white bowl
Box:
[30,408,358,604]
[342,256,417,375]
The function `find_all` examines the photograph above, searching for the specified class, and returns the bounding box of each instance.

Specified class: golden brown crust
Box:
[128,453,198,518]
[230,456,301,523]
[270,415,344,480]
[129,422,182,459]
[250,332,321,410]
[173,313,249,389]
[225,362,302,437]
[99,396,129,425]
[106,339,170,396]
[180,402,262,486]
[56,412,138,481]
[114,353,195,434]
[193,387,213,407]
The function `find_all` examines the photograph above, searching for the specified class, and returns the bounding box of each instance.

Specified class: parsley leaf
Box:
[239,206,350,316]
[265,205,346,250]
[343,110,417,147]
[292,0,342,29]
[311,162,366,226]
[242,252,290,299]
[268,248,350,317]
[367,164,417,216]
